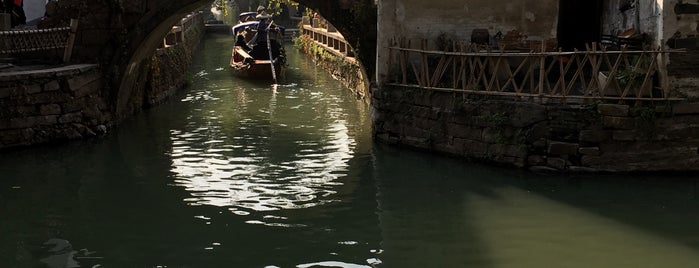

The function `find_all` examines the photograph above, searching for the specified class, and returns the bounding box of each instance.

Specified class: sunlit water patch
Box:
[169,72,356,218]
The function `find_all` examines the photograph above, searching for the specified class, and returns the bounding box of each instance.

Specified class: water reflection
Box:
[169,47,357,220]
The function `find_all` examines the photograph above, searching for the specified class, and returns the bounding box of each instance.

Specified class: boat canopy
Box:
[239,12,257,19]
[232,21,259,35]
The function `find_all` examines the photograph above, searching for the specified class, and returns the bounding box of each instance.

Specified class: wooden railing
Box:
[164,11,203,47]
[301,18,354,60]
[387,41,684,102]
[0,19,78,63]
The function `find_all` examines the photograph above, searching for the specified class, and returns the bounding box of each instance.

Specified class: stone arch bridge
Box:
[40,0,375,118]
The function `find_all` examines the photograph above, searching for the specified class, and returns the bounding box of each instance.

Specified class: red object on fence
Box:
[13,0,22,6]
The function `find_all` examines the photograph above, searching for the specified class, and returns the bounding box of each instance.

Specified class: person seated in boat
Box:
[248,40,269,60]
[235,33,252,52]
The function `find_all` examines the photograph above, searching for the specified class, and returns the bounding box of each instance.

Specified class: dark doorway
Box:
[557,0,603,51]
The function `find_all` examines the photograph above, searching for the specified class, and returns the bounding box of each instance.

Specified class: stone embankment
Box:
[0,11,204,150]
[0,64,109,148]
[373,86,699,172]
[296,18,369,100]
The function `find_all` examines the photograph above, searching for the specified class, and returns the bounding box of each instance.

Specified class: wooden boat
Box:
[229,18,286,81]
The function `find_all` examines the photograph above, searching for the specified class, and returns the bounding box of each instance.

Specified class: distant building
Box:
[376,0,699,97]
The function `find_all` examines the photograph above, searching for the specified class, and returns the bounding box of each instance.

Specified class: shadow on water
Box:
[372,140,699,267]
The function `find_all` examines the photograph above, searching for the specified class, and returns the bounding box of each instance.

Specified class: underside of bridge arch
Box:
[42,0,375,118]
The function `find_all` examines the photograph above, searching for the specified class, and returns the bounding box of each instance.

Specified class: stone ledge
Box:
[0,64,99,81]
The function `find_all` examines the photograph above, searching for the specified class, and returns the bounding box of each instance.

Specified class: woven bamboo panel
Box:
[0,27,70,54]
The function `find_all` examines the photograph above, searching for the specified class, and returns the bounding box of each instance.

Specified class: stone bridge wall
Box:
[372,85,699,172]
[0,12,204,150]
[0,65,111,149]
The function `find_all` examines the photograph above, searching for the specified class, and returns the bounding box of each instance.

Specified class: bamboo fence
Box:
[0,19,78,62]
[387,38,685,102]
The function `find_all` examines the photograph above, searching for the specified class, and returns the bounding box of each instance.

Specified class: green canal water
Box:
[2,34,699,268]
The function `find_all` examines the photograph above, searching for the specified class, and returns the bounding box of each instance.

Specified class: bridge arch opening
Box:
[41,0,375,118]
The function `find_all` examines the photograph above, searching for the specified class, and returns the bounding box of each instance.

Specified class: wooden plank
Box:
[386,83,685,101]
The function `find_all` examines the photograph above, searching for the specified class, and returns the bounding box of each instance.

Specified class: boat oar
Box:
[265,21,277,84]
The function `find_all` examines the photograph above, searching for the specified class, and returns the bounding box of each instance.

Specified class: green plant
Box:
[616,68,644,89]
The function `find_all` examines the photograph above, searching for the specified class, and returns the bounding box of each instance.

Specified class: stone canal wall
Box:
[145,13,204,108]
[372,85,699,172]
[0,65,111,149]
[0,12,205,150]
[297,21,370,100]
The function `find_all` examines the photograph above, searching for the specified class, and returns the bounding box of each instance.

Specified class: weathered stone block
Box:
[0,129,22,145]
[673,103,699,115]
[481,127,505,143]
[510,103,547,127]
[63,128,83,139]
[74,80,102,98]
[532,138,548,149]
[410,106,432,119]
[446,124,482,140]
[2,118,32,129]
[547,157,567,170]
[530,166,558,173]
[61,98,86,113]
[434,143,461,155]
[527,155,546,166]
[597,104,629,116]
[4,116,58,129]
[71,124,95,137]
[612,130,642,141]
[579,147,600,156]
[39,104,62,115]
[499,156,525,167]
[662,124,699,140]
[601,116,635,129]
[15,106,38,117]
[36,115,58,125]
[403,125,429,137]
[414,118,439,130]
[489,143,527,158]
[25,92,71,104]
[526,123,551,143]
[568,166,598,173]
[67,72,102,92]
[460,139,488,155]
[23,84,42,95]
[548,141,579,155]
[43,81,61,92]
[579,129,610,143]
[59,113,82,124]
[0,87,18,98]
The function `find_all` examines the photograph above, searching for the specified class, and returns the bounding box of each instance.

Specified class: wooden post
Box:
[63,19,79,63]
[538,54,545,96]
[657,40,670,98]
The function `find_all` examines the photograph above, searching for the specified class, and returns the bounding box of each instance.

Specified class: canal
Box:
[2,33,699,268]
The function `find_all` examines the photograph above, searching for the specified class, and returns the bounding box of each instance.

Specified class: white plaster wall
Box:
[663,0,699,38]
[24,0,47,25]
[376,0,559,84]
[382,0,558,44]
[601,0,662,44]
